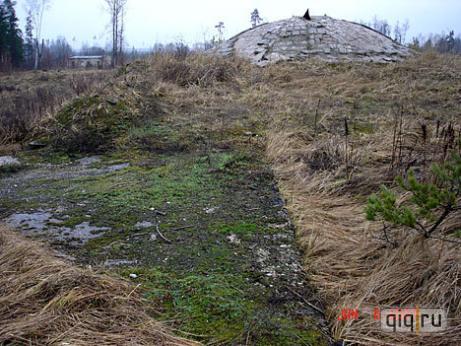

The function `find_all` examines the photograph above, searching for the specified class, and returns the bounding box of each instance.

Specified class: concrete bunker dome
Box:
[216,9,411,65]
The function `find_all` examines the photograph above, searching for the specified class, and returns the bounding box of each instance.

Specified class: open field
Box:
[1,53,460,345]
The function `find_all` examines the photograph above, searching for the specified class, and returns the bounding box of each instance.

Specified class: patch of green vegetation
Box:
[59,155,224,231]
[16,150,72,166]
[0,163,24,175]
[214,152,255,171]
[51,95,140,153]
[0,197,41,211]
[54,214,87,228]
[452,229,461,238]
[119,268,324,346]
[127,120,178,141]
[85,231,128,256]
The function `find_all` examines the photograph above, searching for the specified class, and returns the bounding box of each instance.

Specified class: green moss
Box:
[214,222,258,235]
[55,215,87,228]
[120,268,324,345]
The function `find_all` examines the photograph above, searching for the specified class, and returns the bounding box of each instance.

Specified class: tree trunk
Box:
[118,7,124,65]
[34,39,39,70]
[111,3,117,68]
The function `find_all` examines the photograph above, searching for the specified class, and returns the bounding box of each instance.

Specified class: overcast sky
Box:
[16,0,461,49]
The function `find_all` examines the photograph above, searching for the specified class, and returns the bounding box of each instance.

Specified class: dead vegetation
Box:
[148,53,240,88]
[30,54,246,154]
[0,70,109,146]
[0,225,199,346]
[2,52,461,345]
[264,54,461,344]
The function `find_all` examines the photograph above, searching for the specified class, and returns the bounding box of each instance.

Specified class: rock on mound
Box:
[217,15,411,65]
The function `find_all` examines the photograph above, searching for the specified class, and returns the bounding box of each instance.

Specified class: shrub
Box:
[150,53,237,87]
[366,154,461,240]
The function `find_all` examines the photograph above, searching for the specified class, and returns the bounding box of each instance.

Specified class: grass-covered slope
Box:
[264,54,461,344]
[0,69,109,147]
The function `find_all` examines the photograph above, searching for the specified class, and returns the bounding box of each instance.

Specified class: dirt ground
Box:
[1,110,330,345]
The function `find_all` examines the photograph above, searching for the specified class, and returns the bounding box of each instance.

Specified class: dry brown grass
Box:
[0,69,109,146]
[148,53,242,88]
[0,225,199,346]
[3,52,461,345]
[263,54,461,344]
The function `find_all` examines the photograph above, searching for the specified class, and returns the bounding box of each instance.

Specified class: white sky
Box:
[16,0,461,49]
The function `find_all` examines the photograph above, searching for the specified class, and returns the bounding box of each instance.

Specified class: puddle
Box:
[134,221,154,230]
[77,156,101,166]
[5,211,110,245]
[104,259,138,267]
[59,222,110,242]
[6,211,56,232]
[0,156,20,167]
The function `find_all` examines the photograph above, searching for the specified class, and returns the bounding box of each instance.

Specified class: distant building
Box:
[68,56,106,69]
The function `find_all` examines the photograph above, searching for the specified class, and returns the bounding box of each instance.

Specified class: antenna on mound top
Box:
[303,9,311,20]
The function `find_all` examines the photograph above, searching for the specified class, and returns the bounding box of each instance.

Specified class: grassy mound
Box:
[0,226,199,346]
[51,95,138,153]
[44,54,245,154]
[149,54,238,87]
[0,70,108,145]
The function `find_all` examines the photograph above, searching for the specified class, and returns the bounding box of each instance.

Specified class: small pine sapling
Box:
[366,155,461,243]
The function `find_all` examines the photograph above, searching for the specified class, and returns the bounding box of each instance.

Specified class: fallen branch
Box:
[287,286,325,316]
[156,224,172,244]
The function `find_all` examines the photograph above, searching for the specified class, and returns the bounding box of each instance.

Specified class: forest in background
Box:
[0,1,461,72]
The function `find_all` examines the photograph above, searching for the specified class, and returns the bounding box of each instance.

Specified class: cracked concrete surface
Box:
[217,16,411,65]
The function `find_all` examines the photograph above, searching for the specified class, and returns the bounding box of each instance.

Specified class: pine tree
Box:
[3,0,23,67]
[0,2,8,66]
[366,155,461,242]
[251,9,263,28]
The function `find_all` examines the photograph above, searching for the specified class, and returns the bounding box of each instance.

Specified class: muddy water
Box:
[6,211,110,245]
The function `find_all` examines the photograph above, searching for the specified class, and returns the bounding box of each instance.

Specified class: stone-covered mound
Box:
[217,15,411,65]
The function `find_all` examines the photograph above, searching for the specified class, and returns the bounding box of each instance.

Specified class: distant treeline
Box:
[363,16,461,54]
[0,0,23,70]
[1,3,460,72]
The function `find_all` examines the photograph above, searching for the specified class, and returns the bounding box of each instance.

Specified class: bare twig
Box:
[155,224,172,244]
[287,286,325,316]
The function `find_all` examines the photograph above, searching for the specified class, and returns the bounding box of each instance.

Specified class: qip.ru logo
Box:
[381,308,447,333]
[338,307,448,333]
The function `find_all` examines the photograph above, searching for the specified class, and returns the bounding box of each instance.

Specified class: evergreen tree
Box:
[0,2,8,66]
[446,31,456,53]
[3,0,23,67]
[251,9,263,28]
